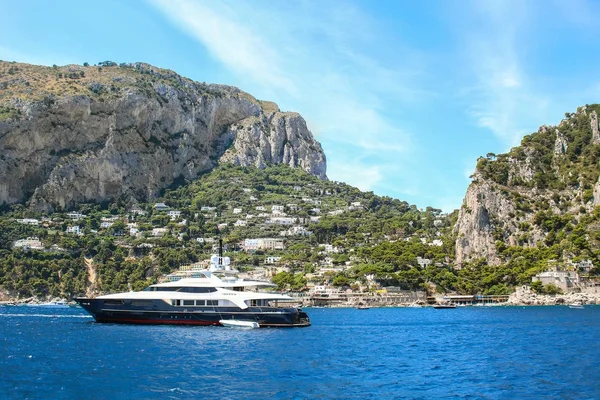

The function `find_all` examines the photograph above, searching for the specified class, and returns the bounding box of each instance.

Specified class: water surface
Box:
[1,305,598,399]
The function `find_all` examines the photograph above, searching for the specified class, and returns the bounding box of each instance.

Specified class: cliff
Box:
[455,105,600,266]
[0,61,326,211]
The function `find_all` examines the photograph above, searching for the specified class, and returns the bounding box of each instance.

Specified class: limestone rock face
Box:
[455,105,600,266]
[591,111,600,145]
[0,63,327,211]
[219,111,326,179]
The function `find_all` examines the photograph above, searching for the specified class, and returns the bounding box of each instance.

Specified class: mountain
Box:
[455,105,600,271]
[0,61,326,212]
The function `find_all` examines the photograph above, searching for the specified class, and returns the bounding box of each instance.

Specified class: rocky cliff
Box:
[0,61,326,211]
[455,105,600,266]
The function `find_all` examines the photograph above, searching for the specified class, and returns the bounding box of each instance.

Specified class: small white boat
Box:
[568,303,584,309]
[433,303,457,309]
[219,319,260,329]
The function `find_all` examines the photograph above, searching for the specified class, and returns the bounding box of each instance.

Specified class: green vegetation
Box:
[3,161,597,300]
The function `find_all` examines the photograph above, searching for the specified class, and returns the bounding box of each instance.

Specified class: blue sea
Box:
[1,305,599,399]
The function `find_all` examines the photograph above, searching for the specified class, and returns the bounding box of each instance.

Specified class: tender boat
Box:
[568,303,584,309]
[219,319,260,329]
[433,303,457,309]
[74,251,310,328]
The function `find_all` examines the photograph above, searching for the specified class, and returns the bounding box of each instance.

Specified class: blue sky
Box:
[2,0,599,211]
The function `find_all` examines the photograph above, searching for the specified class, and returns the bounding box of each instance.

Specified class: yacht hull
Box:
[74,298,310,327]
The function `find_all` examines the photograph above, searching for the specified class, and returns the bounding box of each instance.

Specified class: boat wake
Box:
[0,313,92,318]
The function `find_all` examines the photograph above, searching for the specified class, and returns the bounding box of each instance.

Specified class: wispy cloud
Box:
[149,0,430,191]
[455,1,550,147]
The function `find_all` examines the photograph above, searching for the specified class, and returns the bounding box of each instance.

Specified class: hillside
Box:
[0,60,326,211]
[455,105,600,279]
[0,164,458,300]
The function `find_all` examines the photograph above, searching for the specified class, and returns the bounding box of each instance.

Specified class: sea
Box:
[0,305,598,400]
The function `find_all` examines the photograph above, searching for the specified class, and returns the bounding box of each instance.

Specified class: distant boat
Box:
[433,303,457,309]
[568,303,584,309]
[29,301,69,307]
[355,305,370,310]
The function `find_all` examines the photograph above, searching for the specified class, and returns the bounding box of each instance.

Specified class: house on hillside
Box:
[154,203,169,211]
[66,212,86,220]
[168,210,181,220]
[13,237,44,250]
[16,218,40,225]
[532,267,580,291]
[66,225,83,235]
[152,228,168,237]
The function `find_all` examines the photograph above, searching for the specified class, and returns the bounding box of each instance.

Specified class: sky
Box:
[1,0,600,212]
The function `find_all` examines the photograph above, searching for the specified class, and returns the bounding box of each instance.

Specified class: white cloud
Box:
[149,0,428,190]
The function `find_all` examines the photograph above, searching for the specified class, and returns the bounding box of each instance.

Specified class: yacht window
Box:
[104,300,124,306]
[195,300,205,306]
[206,300,218,306]
[178,287,217,293]
[233,287,243,292]
[250,300,258,307]
[182,300,194,306]
[172,300,181,306]
[131,300,153,306]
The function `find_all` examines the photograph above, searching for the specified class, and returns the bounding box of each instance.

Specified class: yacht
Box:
[74,253,310,328]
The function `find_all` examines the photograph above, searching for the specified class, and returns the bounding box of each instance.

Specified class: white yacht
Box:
[75,253,310,327]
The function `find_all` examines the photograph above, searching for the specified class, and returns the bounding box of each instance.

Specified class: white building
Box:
[66,212,85,220]
[322,244,340,253]
[280,226,313,236]
[532,268,580,291]
[13,237,44,250]
[429,239,443,247]
[16,218,40,225]
[272,205,284,212]
[233,208,243,214]
[129,227,139,236]
[168,210,182,220]
[269,217,295,225]
[311,208,321,214]
[130,208,147,216]
[201,206,216,212]
[243,238,285,251]
[255,206,266,211]
[243,188,252,193]
[287,204,299,211]
[100,222,114,229]
[66,225,82,235]
[329,209,345,216]
[234,220,247,227]
[417,257,432,268]
[310,216,321,223]
[218,223,228,230]
[265,256,282,264]
[272,209,287,216]
[152,228,168,237]
[249,196,258,201]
